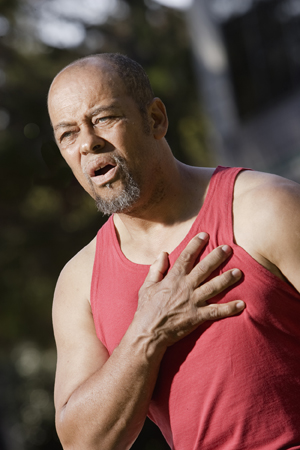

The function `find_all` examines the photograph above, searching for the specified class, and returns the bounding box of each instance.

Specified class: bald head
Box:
[49,53,155,118]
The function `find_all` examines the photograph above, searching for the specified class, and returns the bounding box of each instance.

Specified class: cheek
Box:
[61,148,82,175]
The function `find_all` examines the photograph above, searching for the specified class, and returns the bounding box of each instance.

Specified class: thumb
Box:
[143,252,169,287]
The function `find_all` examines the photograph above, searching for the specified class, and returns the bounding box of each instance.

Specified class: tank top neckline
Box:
[107,166,227,269]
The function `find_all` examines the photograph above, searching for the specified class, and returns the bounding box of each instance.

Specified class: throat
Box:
[114,215,198,265]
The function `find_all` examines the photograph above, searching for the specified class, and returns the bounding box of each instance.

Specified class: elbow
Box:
[55,407,134,450]
[55,406,90,450]
[55,406,74,450]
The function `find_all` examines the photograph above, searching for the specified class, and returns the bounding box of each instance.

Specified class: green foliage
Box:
[0,0,212,448]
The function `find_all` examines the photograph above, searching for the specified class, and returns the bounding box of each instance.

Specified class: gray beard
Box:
[91,155,141,216]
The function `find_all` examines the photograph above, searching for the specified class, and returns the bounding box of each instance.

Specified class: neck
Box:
[118,161,196,220]
[113,162,214,260]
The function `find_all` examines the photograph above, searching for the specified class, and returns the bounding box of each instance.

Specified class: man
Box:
[49,53,300,450]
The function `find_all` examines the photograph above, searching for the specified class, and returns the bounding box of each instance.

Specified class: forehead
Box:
[48,62,129,121]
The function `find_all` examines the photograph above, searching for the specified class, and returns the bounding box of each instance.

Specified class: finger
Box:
[194,268,242,304]
[197,300,245,323]
[143,252,170,288]
[170,232,209,277]
[189,245,233,288]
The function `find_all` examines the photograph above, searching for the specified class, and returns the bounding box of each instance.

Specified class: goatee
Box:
[90,154,141,216]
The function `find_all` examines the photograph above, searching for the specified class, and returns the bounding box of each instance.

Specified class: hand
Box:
[135,232,244,349]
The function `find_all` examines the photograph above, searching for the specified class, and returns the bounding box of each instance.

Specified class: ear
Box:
[148,98,168,139]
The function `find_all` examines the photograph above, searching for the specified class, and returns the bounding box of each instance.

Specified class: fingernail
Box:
[236,301,245,310]
[198,232,208,240]
[222,245,232,254]
[232,268,241,278]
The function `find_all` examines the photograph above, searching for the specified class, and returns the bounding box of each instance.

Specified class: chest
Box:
[116,217,198,265]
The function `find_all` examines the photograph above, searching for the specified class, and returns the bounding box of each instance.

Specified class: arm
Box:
[53,233,244,450]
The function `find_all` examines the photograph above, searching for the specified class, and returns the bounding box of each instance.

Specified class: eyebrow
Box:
[53,105,121,132]
[90,105,119,117]
[53,122,76,132]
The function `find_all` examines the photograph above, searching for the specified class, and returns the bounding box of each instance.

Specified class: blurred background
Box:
[1,0,300,448]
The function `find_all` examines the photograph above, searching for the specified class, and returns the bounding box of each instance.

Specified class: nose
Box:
[79,126,105,155]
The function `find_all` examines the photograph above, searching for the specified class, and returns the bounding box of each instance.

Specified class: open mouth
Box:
[94,164,115,177]
[88,162,118,187]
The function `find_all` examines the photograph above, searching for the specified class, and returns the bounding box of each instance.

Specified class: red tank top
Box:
[91,166,300,450]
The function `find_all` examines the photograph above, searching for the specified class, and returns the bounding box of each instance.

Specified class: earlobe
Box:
[149,98,169,139]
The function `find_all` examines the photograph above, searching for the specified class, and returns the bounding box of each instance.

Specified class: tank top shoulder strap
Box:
[200,166,249,246]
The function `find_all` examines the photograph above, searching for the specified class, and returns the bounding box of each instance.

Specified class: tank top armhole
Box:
[90,230,101,316]
[90,217,114,348]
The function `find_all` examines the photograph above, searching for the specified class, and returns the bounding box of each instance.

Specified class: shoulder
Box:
[54,236,97,308]
[64,236,97,277]
[52,236,98,355]
[234,170,300,289]
[235,168,300,196]
[234,169,300,223]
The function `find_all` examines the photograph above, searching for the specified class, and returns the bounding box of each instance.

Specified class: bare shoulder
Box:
[234,169,300,223]
[52,235,98,349]
[52,235,98,347]
[55,236,97,300]
[234,169,300,290]
[235,169,300,197]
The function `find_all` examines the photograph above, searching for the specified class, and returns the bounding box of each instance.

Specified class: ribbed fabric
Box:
[91,166,300,449]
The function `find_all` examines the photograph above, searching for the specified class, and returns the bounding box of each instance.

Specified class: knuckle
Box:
[208,305,222,319]
[195,260,209,277]
[207,304,229,319]
[138,282,153,298]
[138,283,146,294]
[178,250,193,264]
[207,305,219,319]
[199,281,215,299]
[169,264,183,278]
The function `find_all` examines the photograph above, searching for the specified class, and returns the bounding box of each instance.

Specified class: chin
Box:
[94,183,141,216]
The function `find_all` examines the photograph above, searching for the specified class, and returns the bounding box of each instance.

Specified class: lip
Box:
[84,157,119,186]
[91,165,118,186]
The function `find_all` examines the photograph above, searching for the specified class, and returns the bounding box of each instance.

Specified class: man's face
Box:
[48,62,157,215]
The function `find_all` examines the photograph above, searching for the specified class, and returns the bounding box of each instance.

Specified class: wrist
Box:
[123,313,168,363]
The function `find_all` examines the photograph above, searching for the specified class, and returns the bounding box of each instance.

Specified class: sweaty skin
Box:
[49,57,300,450]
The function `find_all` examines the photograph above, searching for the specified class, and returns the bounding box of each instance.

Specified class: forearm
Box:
[56,322,166,450]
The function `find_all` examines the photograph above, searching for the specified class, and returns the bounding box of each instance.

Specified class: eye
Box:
[94,116,113,125]
[60,131,73,142]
